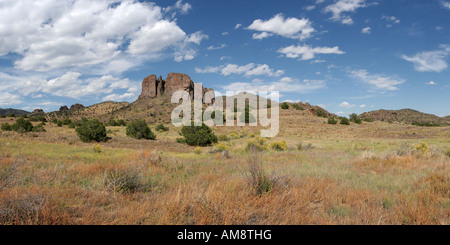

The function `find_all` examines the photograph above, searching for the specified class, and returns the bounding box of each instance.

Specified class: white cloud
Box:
[164,0,192,16]
[102,92,136,102]
[339,101,355,108]
[324,0,375,25]
[222,78,326,94]
[0,0,204,72]
[207,44,227,51]
[401,46,450,72]
[252,32,273,40]
[0,92,23,107]
[248,14,315,40]
[359,104,366,108]
[278,45,345,60]
[235,23,242,30]
[381,15,400,28]
[426,81,437,85]
[222,32,229,36]
[0,71,139,101]
[350,69,405,91]
[196,63,284,77]
[361,27,371,34]
[441,1,450,9]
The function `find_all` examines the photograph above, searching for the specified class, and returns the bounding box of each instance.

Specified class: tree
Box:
[340,117,350,125]
[180,123,218,146]
[126,120,156,140]
[328,117,338,125]
[11,118,34,133]
[76,119,108,142]
[281,102,290,110]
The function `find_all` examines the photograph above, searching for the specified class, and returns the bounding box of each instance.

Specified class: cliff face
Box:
[138,73,215,104]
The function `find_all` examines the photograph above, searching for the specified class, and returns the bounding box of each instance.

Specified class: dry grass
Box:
[0,111,449,225]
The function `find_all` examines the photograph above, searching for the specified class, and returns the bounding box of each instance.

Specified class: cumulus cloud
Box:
[401,45,450,72]
[278,45,345,60]
[324,0,375,25]
[361,27,371,34]
[0,71,139,102]
[0,0,203,72]
[0,92,23,107]
[235,23,242,30]
[426,81,437,85]
[195,63,285,77]
[248,14,315,40]
[339,101,355,108]
[350,69,405,91]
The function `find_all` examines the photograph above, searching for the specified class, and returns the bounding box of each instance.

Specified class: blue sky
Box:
[0,0,449,117]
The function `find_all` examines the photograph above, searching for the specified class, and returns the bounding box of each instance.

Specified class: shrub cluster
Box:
[328,117,338,124]
[155,124,169,132]
[291,104,304,110]
[126,120,156,140]
[281,102,290,110]
[316,109,328,118]
[340,117,350,125]
[270,141,287,151]
[75,119,108,143]
[107,119,127,126]
[179,123,218,146]
[245,137,268,152]
[349,114,362,124]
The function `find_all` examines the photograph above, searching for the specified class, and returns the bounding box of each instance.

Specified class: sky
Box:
[0,0,449,117]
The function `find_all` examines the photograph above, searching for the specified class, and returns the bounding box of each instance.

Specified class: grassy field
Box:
[0,109,449,225]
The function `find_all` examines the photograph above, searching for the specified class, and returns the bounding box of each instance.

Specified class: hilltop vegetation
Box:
[359,109,450,126]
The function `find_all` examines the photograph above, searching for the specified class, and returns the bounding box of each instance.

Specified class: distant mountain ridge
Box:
[0,108,30,116]
[359,109,450,125]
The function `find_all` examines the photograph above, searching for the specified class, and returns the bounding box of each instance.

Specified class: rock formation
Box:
[70,104,84,111]
[59,106,69,112]
[138,73,215,104]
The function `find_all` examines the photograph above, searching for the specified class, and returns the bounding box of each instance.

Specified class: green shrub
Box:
[56,121,63,127]
[1,123,12,131]
[8,113,15,118]
[281,102,290,110]
[194,147,202,155]
[126,120,156,140]
[61,118,72,125]
[107,119,118,126]
[155,124,169,132]
[32,123,46,132]
[415,142,430,154]
[11,118,34,133]
[328,117,338,124]
[340,117,350,125]
[75,119,108,143]
[93,144,102,153]
[349,114,362,124]
[291,104,304,110]
[445,148,450,158]
[316,109,328,118]
[363,118,374,122]
[180,123,218,146]
[117,119,127,126]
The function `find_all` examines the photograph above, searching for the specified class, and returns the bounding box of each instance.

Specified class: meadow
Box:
[0,109,449,225]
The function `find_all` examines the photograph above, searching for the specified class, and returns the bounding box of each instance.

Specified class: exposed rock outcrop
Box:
[138,73,215,104]
[70,104,84,111]
[59,106,69,112]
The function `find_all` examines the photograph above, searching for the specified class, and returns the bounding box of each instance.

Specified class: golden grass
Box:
[0,111,449,225]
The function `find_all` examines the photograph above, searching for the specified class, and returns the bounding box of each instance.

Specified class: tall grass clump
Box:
[103,167,144,194]
[246,156,278,196]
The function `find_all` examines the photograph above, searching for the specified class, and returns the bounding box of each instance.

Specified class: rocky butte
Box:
[138,73,215,104]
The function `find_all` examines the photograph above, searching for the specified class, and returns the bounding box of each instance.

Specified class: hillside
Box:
[46,101,130,122]
[359,109,450,125]
[0,108,29,116]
